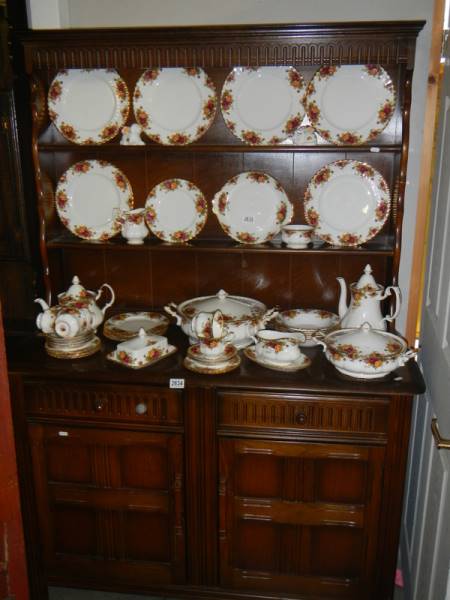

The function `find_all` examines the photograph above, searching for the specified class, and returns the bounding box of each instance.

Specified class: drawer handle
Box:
[295,411,307,425]
[94,400,105,412]
[135,402,148,416]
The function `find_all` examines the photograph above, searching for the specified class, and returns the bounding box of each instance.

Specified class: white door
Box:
[400,28,450,600]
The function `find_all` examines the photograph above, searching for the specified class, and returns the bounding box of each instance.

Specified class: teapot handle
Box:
[382,286,402,323]
[96,284,115,314]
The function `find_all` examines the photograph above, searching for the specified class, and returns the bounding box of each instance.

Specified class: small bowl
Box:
[276,309,340,347]
[281,225,313,249]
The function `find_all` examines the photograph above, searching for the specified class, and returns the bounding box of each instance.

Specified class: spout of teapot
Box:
[336,277,348,320]
[34,297,50,311]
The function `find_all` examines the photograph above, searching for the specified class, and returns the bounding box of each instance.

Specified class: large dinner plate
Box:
[304,65,396,145]
[212,171,293,244]
[55,160,134,240]
[304,160,390,246]
[145,179,208,243]
[133,67,217,145]
[48,69,129,144]
[221,66,304,145]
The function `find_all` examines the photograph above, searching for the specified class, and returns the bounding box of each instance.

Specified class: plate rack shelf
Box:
[7,21,426,600]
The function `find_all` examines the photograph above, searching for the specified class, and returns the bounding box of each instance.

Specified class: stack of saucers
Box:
[45,330,100,359]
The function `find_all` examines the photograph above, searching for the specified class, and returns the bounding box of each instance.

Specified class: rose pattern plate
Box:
[133,67,217,145]
[145,179,207,243]
[212,171,293,244]
[220,66,304,145]
[48,69,129,144]
[303,64,396,145]
[304,159,390,247]
[55,160,134,240]
[103,312,170,341]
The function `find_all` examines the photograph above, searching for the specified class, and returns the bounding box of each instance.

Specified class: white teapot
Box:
[337,264,401,330]
[56,276,115,331]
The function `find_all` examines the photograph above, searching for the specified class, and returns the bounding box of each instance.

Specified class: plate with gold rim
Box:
[212,171,293,244]
[55,160,134,241]
[183,353,241,375]
[304,159,390,247]
[145,179,207,243]
[103,312,170,341]
[243,346,311,372]
[304,64,396,145]
[48,69,130,145]
[221,66,304,145]
[133,67,217,145]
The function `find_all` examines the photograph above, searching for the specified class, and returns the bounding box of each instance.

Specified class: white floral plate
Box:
[55,160,134,240]
[304,65,396,145]
[145,179,207,243]
[103,312,170,341]
[133,67,217,145]
[304,160,390,247]
[212,171,293,244]
[48,69,129,144]
[221,66,304,145]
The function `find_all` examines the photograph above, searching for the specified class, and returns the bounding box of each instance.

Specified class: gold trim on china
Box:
[183,354,240,374]
[107,345,177,369]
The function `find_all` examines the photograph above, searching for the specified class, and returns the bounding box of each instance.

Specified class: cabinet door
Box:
[219,438,385,599]
[28,423,185,588]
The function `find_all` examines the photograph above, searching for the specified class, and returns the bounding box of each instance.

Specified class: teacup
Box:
[252,329,305,364]
[120,208,149,245]
[198,337,227,358]
[281,224,313,249]
[191,310,224,340]
[54,307,94,338]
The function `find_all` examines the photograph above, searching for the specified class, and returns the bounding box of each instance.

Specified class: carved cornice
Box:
[16,21,424,71]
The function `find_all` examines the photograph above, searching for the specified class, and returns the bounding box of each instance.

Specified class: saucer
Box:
[243,346,311,372]
[107,344,177,369]
[183,354,240,374]
[187,343,237,364]
[45,335,101,359]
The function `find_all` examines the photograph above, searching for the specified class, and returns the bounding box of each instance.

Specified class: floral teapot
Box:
[337,264,401,330]
[35,276,115,337]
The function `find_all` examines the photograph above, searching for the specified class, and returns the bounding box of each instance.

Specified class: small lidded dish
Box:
[109,328,170,369]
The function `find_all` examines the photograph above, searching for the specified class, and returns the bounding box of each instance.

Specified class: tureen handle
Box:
[164,303,182,326]
[382,286,402,323]
[96,284,115,314]
[397,348,417,366]
[261,307,279,326]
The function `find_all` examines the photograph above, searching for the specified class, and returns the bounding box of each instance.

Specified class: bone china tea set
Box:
[34,265,415,379]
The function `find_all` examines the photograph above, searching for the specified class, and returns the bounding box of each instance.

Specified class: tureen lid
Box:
[179,289,266,322]
[326,322,406,358]
[354,264,379,289]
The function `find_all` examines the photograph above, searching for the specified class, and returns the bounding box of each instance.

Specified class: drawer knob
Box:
[94,400,104,412]
[135,402,148,415]
[296,411,307,425]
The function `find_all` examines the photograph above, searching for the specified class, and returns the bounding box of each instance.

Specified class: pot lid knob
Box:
[65,275,87,298]
[355,264,377,289]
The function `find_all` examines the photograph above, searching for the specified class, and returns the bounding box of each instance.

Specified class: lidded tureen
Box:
[165,289,278,348]
[337,264,401,330]
[316,322,415,379]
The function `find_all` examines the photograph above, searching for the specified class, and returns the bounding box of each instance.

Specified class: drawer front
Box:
[218,391,389,437]
[24,381,183,426]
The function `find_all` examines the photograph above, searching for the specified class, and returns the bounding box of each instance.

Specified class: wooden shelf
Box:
[46,232,395,255]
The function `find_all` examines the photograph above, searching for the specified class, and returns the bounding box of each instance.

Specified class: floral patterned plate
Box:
[304,64,396,145]
[145,179,207,243]
[212,171,293,244]
[133,67,217,145]
[220,66,304,145]
[55,160,133,240]
[304,160,390,247]
[48,69,129,144]
[103,311,170,341]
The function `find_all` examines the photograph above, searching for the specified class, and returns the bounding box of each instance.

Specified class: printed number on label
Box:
[170,378,185,389]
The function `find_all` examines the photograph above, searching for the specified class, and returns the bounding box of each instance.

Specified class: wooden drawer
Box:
[24,380,183,426]
[217,391,389,440]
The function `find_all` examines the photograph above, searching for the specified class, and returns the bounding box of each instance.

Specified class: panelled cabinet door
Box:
[219,438,385,599]
[28,423,185,587]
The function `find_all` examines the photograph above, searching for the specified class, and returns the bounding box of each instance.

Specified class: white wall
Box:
[26,0,436,335]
